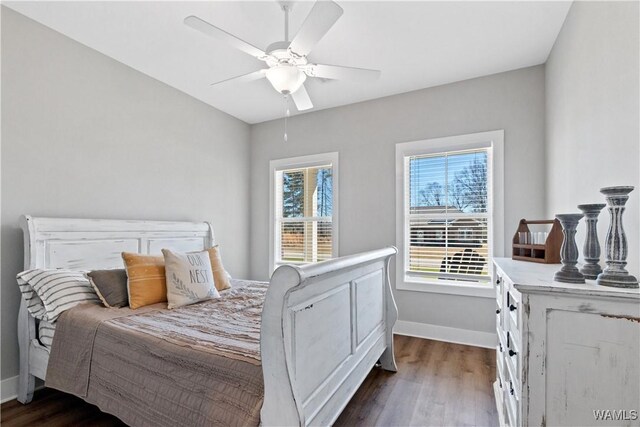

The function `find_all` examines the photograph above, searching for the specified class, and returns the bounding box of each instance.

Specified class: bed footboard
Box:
[260,247,398,426]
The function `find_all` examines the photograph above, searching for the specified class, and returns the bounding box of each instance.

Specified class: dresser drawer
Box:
[496,331,507,383]
[505,289,521,357]
[502,358,520,427]
[495,270,504,303]
[505,380,519,427]
[496,307,504,335]
[506,289,520,330]
[495,268,506,333]
[496,347,505,391]
[506,330,521,385]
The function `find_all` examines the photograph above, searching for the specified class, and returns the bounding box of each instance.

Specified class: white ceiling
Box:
[5,1,571,124]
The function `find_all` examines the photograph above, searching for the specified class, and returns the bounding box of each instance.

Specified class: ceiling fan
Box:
[184,0,380,112]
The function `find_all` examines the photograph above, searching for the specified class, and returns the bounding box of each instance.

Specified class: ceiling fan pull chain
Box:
[283,94,290,142]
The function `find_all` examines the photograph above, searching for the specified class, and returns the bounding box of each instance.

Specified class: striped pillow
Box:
[16,269,100,322]
[38,320,56,349]
[17,274,47,320]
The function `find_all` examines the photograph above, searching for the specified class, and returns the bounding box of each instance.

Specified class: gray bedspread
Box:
[46,280,267,427]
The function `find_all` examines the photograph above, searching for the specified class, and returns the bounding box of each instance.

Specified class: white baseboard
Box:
[394,320,496,349]
[1,376,19,404]
[1,375,44,404]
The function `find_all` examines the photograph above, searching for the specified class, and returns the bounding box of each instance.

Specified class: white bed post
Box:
[378,254,398,372]
[17,301,36,404]
[18,215,36,403]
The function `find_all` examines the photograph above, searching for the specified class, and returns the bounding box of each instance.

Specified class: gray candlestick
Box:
[554,213,585,284]
[578,203,606,279]
[597,186,638,288]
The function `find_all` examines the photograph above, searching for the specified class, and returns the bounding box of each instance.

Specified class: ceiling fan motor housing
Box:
[265,42,308,67]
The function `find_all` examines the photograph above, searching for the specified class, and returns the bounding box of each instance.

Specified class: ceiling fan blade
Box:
[210,69,267,86]
[291,85,313,111]
[307,64,381,80]
[288,1,343,57]
[184,15,267,60]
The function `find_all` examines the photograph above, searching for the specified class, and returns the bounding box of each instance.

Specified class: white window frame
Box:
[395,130,504,298]
[269,152,339,275]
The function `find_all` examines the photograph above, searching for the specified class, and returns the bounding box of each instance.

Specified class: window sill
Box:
[396,279,496,298]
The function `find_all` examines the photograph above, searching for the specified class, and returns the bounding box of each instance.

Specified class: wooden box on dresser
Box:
[493,258,640,427]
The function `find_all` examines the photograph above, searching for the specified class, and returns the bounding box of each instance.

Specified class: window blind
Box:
[275,165,334,266]
[405,149,491,284]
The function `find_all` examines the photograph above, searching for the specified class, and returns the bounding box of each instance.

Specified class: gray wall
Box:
[545,1,640,276]
[250,65,546,333]
[7,0,637,388]
[1,8,251,380]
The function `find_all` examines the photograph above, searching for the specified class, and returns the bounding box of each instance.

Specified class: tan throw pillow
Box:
[207,246,232,291]
[163,249,220,309]
[122,252,166,309]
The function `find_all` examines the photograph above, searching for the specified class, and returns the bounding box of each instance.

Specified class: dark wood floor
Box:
[1,336,497,427]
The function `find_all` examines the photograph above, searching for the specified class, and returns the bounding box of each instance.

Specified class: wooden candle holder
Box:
[512,219,562,264]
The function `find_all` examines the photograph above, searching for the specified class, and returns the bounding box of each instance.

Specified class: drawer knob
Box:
[496,309,501,314]
[510,386,514,395]
[499,343,503,352]
[509,349,517,357]
[509,304,517,311]
[496,277,502,285]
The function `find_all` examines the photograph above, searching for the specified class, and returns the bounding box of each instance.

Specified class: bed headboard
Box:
[16,215,215,402]
[20,215,215,271]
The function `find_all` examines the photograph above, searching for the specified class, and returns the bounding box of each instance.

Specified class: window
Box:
[396,131,504,297]
[270,153,339,272]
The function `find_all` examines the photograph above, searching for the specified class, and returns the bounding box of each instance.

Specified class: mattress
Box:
[46,279,267,427]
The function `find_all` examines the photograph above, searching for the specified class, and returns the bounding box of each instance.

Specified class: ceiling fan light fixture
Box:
[265,64,307,94]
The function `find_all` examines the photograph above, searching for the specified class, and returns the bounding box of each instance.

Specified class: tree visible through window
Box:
[407,149,490,284]
[276,165,334,266]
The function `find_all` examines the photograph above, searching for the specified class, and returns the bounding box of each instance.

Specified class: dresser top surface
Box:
[493,258,640,300]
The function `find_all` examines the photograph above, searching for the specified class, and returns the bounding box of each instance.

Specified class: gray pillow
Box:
[86,269,128,308]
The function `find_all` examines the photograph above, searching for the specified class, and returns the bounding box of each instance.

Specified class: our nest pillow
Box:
[163,249,220,309]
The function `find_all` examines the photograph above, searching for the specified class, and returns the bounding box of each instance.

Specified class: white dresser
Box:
[493,258,640,427]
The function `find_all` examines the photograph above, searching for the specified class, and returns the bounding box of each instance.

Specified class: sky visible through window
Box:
[410,150,488,213]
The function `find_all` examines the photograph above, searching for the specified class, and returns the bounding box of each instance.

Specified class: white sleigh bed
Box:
[17,215,398,426]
